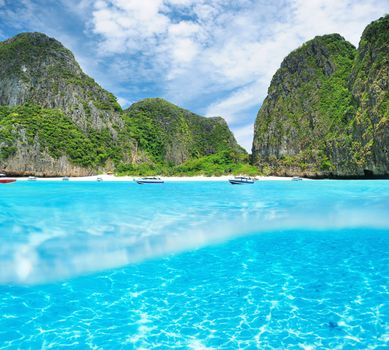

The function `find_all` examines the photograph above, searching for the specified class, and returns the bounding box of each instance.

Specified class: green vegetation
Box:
[0,104,124,168]
[252,25,388,177]
[173,151,258,176]
[116,151,259,176]
[349,15,389,173]
[0,32,250,176]
[0,32,254,176]
[124,98,245,164]
[0,103,253,176]
[0,33,71,75]
[1,21,387,178]
[117,99,252,175]
[0,32,122,122]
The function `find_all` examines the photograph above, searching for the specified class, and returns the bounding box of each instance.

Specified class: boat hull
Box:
[0,179,16,184]
[136,180,164,184]
[229,179,254,185]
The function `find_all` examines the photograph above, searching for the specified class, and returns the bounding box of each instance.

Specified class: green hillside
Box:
[252,15,389,178]
[0,33,251,176]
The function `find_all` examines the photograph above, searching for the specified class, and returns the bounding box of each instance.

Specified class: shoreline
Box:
[7,175,299,182]
[4,174,387,182]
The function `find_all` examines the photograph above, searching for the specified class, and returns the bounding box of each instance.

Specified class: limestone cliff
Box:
[0,105,129,176]
[252,15,388,178]
[0,33,137,175]
[124,98,245,165]
[349,15,389,177]
[0,32,123,131]
[0,33,246,176]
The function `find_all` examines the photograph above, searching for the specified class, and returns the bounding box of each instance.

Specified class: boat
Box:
[28,176,37,181]
[0,178,16,184]
[229,176,255,185]
[62,177,70,181]
[292,176,303,181]
[97,177,103,182]
[135,176,164,184]
[0,173,5,177]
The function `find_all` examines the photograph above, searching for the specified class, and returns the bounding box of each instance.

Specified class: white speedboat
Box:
[292,176,303,181]
[135,176,164,184]
[62,176,70,181]
[28,176,37,181]
[229,176,255,185]
[97,176,103,182]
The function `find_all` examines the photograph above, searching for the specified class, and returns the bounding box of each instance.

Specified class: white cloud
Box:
[206,82,264,124]
[91,0,169,54]
[117,96,131,108]
[167,0,197,5]
[232,123,255,153]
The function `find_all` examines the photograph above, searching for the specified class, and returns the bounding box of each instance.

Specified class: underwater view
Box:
[0,181,388,349]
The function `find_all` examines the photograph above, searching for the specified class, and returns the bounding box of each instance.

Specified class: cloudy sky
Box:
[0,0,388,150]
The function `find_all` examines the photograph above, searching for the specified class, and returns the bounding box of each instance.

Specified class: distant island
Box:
[0,15,387,178]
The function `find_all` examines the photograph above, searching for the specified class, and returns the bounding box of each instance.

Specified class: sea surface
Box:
[0,180,388,349]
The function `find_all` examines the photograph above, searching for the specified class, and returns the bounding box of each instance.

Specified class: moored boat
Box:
[0,178,16,184]
[135,176,164,184]
[292,176,303,181]
[28,176,37,181]
[229,176,255,185]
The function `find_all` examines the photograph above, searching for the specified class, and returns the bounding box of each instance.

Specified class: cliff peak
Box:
[0,31,122,129]
[3,31,60,45]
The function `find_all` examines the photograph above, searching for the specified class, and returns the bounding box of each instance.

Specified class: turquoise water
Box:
[0,181,388,349]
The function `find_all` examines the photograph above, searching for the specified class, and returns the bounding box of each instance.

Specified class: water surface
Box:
[0,180,388,348]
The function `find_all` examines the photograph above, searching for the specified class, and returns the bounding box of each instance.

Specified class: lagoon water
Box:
[0,180,388,349]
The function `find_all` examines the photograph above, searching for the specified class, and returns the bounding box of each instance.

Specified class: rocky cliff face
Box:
[349,15,389,176]
[124,98,245,165]
[252,15,388,178]
[0,105,122,176]
[0,33,244,176]
[3,148,92,177]
[0,32,135,176]
[0,33,123,131]
[252,34,358,177]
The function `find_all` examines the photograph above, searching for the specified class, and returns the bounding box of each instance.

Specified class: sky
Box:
[0,1,388,151]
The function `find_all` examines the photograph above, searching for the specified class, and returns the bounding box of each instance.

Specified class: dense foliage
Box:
[124,98,245,165]
[349,15,389,174]
[0,32,122,127]
[253,34,357,176]
[0,33,252,176]
[252,16,389,177]
[0,102,253,176]
[0,105,124,167]
[116,150,258,176]
[173,151,258,176]
[117,99,252,175]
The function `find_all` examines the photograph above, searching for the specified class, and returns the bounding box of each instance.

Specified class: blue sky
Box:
[0,0,388,151]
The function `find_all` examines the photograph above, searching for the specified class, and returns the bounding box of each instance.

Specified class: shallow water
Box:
[0,180,388,348]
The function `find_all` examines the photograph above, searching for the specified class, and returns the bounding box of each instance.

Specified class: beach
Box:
[11,174,298,182]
